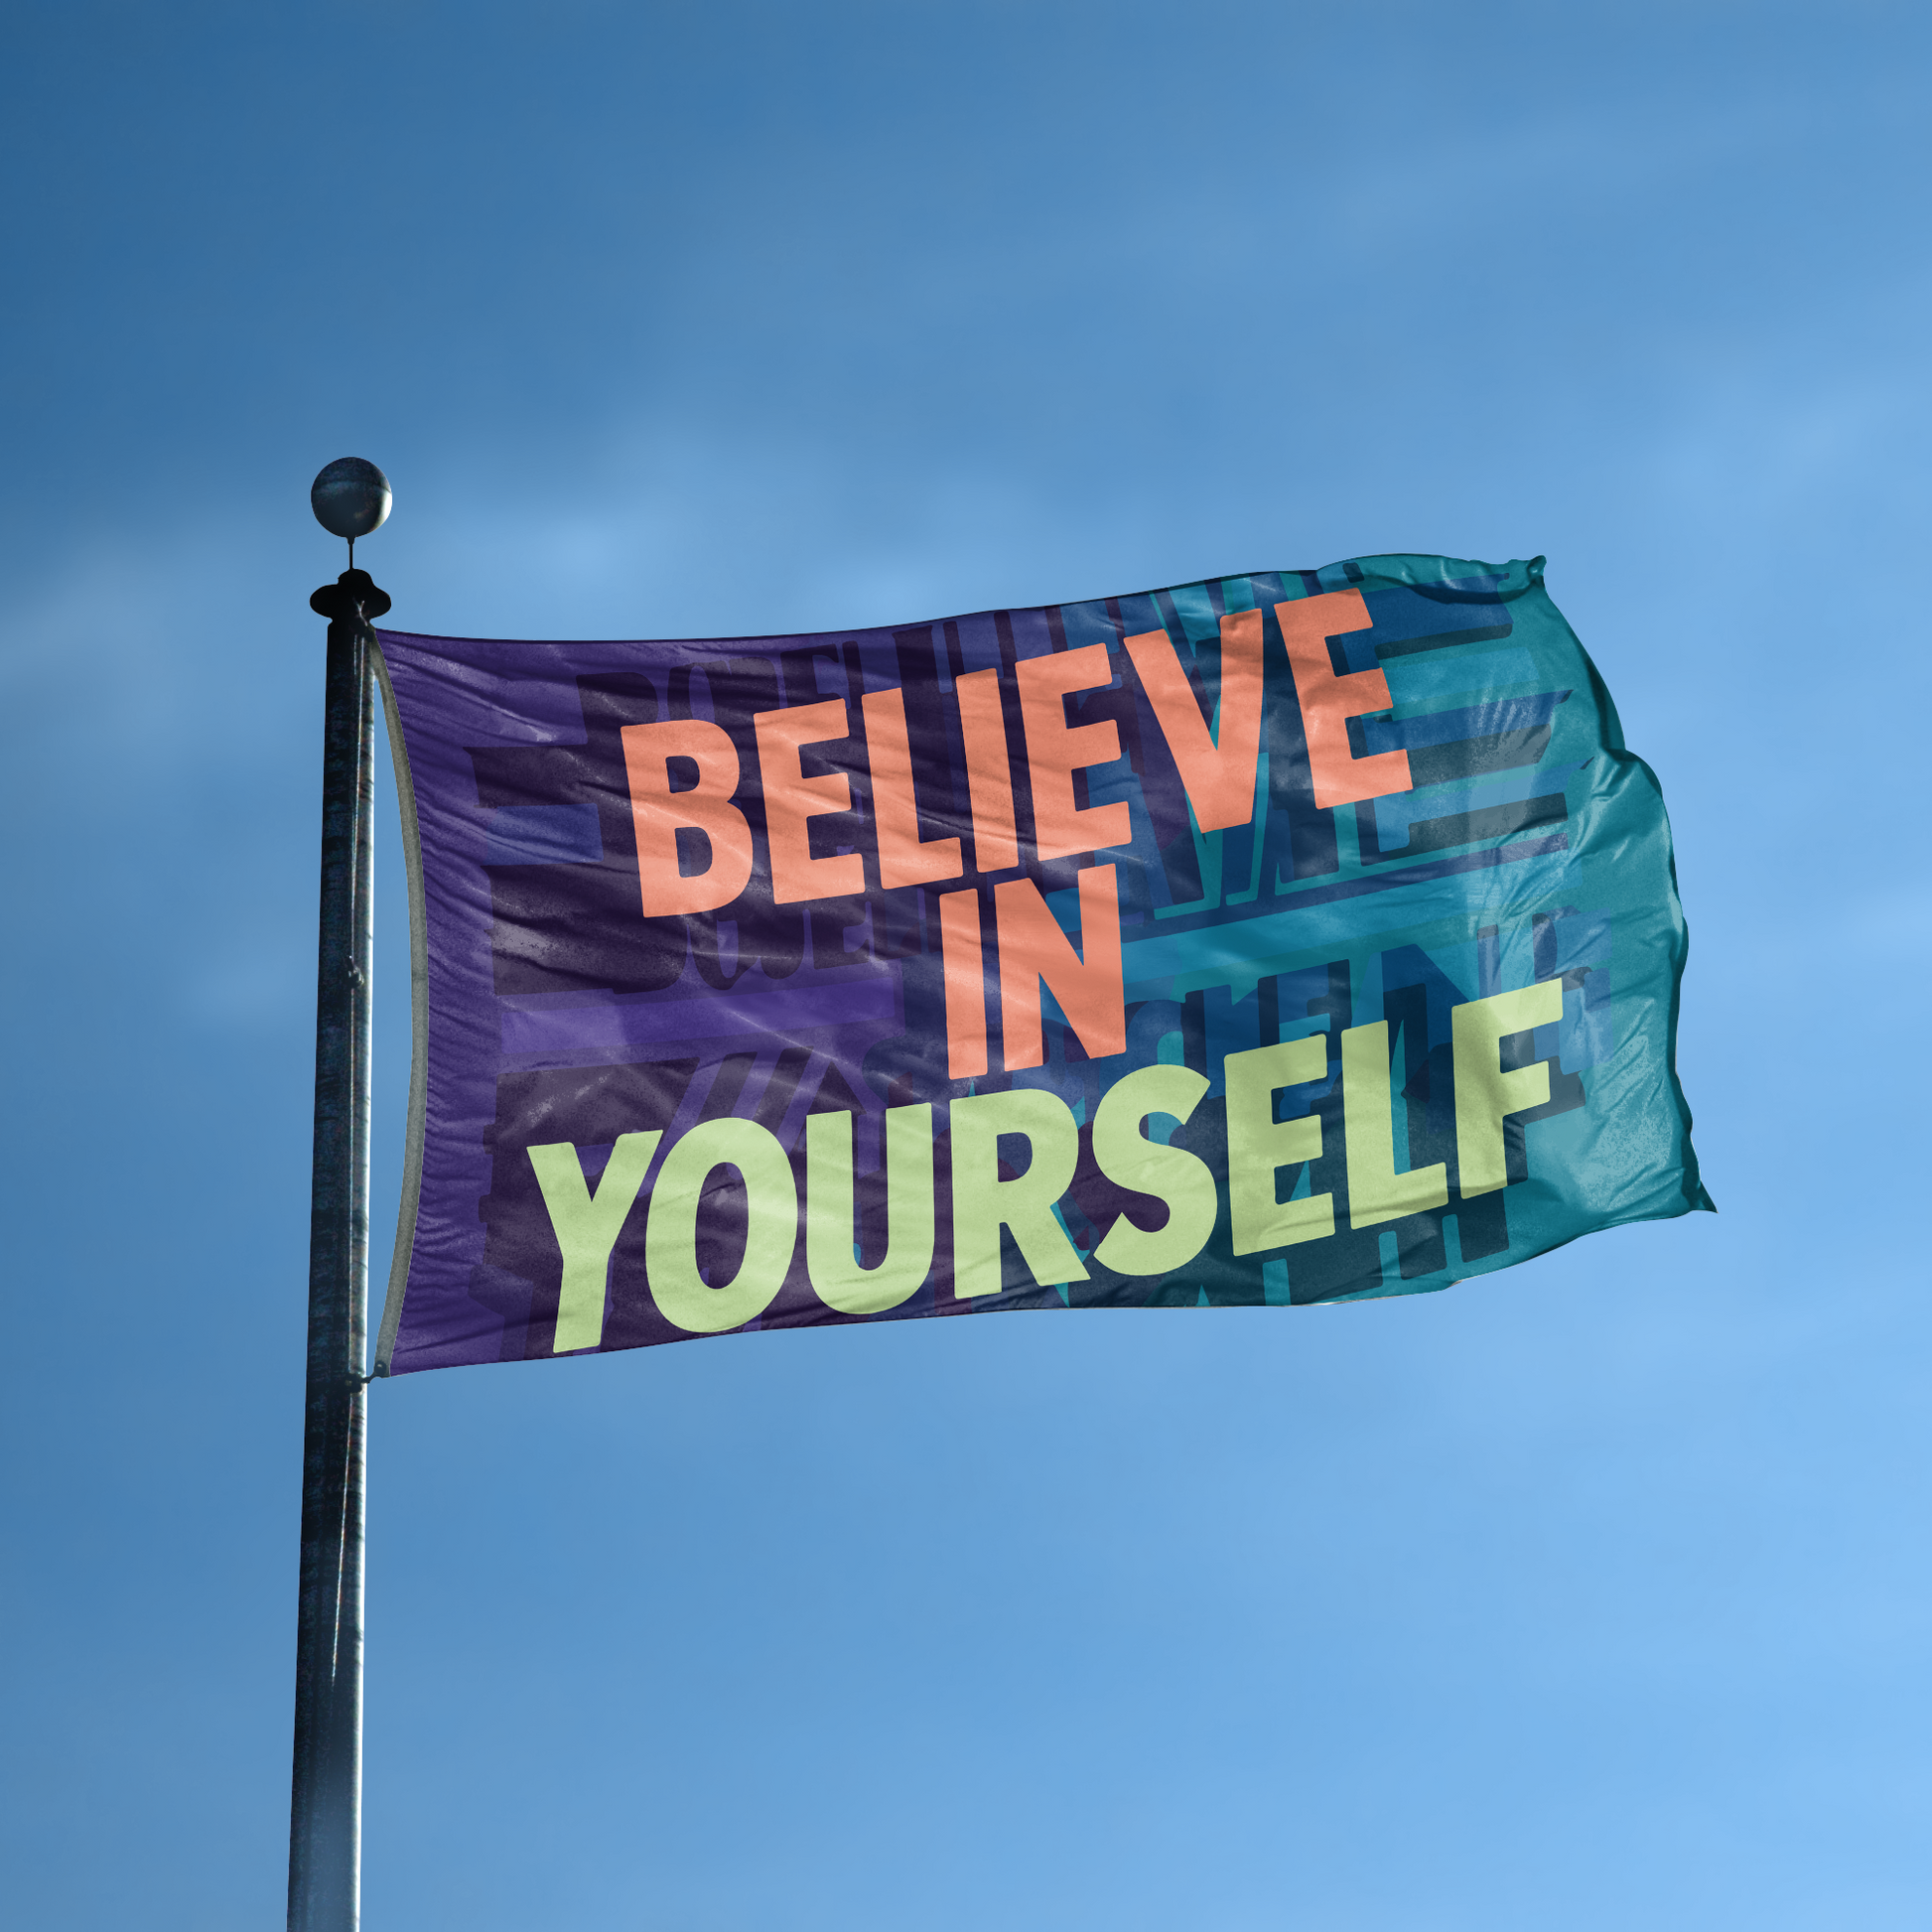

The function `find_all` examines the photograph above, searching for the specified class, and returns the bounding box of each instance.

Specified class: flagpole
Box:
[291,462,391,1932]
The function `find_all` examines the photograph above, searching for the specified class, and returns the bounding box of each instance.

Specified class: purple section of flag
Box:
[500,974,898,1062]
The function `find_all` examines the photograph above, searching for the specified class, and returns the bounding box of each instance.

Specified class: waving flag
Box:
[369,554,1709,1375]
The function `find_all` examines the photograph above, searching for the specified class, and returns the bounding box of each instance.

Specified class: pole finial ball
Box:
[311,458,393,541]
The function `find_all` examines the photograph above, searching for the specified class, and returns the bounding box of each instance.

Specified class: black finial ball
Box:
[311,458,392,541]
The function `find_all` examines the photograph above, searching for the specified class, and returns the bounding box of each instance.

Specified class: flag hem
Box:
[371,636,429,1378]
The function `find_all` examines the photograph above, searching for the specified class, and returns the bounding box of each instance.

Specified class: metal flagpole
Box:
[291,460,392,1932]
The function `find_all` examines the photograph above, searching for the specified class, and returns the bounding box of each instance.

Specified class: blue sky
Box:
[3,4,1928,1927]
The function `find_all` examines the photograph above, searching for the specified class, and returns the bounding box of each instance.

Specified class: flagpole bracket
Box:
[311,570,392,627]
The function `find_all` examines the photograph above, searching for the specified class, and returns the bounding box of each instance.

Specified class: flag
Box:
[370,554,1709,1375]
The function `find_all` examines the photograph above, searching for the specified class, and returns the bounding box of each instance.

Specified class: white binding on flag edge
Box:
[371,636,429,1377]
